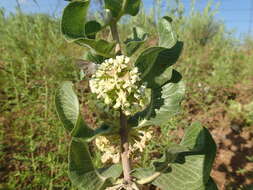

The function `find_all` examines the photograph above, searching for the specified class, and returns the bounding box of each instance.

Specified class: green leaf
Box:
[61,1,89,40]
[104,0,141,20]
[124,0,142,16]
[158,16,177,48]
[72,120,115,142]
[180,123,217,184]
[61,1,116,57]
[55,81,114,141]
[128,70,185,128]
[85,20,102,39]
[69,140,122,190]
[133,123,217,190]
[83,51,106,64]
[104,0,123,18]
[124,27,148,56]
[55,81,79,132]
[197,177,218,190]
[150,145,189,172]
[77,38,116,58]
[135,41,183,88]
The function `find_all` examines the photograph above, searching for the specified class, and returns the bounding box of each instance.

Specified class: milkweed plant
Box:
[55,0,218,189]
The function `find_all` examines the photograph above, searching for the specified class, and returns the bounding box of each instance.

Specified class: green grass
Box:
[0,10,81,189]
[0,0,253,189]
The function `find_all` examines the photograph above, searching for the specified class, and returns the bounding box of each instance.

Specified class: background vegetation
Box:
[0,0,253,189]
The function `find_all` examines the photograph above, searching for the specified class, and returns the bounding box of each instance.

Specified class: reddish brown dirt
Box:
[211,127,253,189]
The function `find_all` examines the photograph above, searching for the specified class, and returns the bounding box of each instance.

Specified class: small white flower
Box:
[134,94,140,99]
[108,58,113,63]
[113,101,121,109]
[131,67,138,74]
[125,56,130,63]
[132,130,153,152]
[104,95,112,105]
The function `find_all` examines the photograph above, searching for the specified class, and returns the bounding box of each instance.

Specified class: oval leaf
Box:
[77,38,116,58]
[128,70,185,128]
[85,20,102,39]
[61,1,89,40]
[55,81,114,141]
[69,140,122,190]
[133,123,217,190]
[55,81,79,132]
[124,0,142,16]
[124,27,148,56]
[82,51,106,64]
[61,1,116,57]
[158,16,177,48]
[135,41,183,88]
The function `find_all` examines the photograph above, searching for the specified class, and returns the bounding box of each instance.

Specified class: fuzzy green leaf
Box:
[197,177,218,190]
[61,1,89,39]
[128,70,185,128]
[104,0,141,19]
[158,16,177,48]
[77,38,116,58]
[55,81,79,132]
[104,0,123,18]
[61,1,116,57]
[133,123,217,190]
[83,51,106,64]
[124,27,148,56]
[71,117,113,142]
[135,41,183,88]
[85,20,102,39]
[55,81,113,141]
[150,145,188,172]
[69,140,122,190]
[124,0,142,16]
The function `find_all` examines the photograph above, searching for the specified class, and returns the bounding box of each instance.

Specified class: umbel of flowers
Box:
[95,129,153,164]
[55,0,217,190]
[89,55,146,116]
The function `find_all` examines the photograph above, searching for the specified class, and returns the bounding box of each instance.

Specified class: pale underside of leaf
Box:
[69,140,122,190]
[129,79,185,129]
[55,81,114,142]
[158,16,178,48]
[55,81,79,132]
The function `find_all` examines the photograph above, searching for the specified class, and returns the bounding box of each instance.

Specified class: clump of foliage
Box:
[55,0,218,189]
[228,100,253,126]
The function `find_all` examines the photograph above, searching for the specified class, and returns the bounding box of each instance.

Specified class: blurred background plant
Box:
[0,0,253,189]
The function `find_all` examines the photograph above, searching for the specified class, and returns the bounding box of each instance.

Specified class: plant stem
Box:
[110,22,121,54]
[120,110,132,183]
[110,21,132,184]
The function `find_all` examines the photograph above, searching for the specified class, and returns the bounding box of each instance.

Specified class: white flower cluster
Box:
[89,55,146,115]
[132,130,153,152]
[95,130,153,164]
[95,136,120,164]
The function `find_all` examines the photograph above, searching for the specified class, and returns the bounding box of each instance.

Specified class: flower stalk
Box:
[110,21,132,184]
